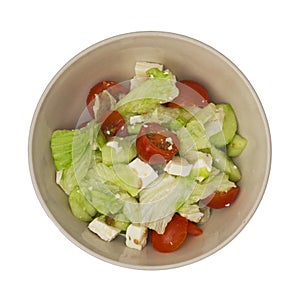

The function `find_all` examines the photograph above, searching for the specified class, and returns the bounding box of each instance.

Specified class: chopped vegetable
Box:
[50,61,247,253]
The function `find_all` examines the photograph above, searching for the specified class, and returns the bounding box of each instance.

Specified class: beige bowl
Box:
[28,31,271,269]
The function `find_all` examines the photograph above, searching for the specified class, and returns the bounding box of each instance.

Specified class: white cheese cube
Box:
[88,217,121,242]
[164,157,193,177]
[129,158,158,189]
[125,224,148,250]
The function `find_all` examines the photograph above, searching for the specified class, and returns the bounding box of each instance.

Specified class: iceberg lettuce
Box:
[95,162,141,197]
[51,120,100,193]
[116,68,179,115]
[101,135,137,166]
[187,168,236,204]
[123,174,194,233]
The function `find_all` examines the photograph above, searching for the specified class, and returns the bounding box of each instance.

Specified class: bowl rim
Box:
[28,31,272,270]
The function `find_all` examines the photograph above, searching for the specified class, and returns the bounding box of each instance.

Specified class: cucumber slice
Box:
[227,134,248,157]
[210,146,241,182]
[106,214,130,232]
[69,187,97,221]
[210,104,237,147]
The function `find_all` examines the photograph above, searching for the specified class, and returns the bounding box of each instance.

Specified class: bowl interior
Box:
[29,32,271,269]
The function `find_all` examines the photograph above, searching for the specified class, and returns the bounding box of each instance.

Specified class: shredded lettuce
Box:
[116,68,179,115]
[51,120,100,193]
[101,135,137,166]
[176,120,210,156]
[187,168,236,204]
[56,167,77,195]
[126,105,182,134]
[51,130,75,171]
[123,174,194,233]
[95,162,141,197]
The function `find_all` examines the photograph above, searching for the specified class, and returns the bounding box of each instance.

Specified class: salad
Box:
[50,61,247,252]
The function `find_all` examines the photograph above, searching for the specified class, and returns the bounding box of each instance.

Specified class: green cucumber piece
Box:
[210,104,237,147]
[211,146,241,182]
[69,187,97,221]
[227,134,248,157]
[106,214,130,231]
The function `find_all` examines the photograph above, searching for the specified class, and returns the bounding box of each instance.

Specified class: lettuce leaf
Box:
[50,129,75,171]
[95,162,141,197]
[187,168,236,204]
[123,174,194,233]
[176,119,210,156]
[101,135,137,166]
[116,69,179,116]
[56,167,77,195]
[51,120,100,193]
[77,166,137,216]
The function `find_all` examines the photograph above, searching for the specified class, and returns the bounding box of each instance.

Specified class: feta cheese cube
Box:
[164,157,193,177]
[125,224,148,250]
[88,217,121,242]
[129,158,158,189]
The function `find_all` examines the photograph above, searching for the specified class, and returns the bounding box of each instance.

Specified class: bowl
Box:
[28,31,271,269]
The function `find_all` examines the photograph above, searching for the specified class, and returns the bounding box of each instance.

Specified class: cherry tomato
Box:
[187,221,203,236]
[136,123,180,165]
[167,80,209,108]
[86,81,128,117]
[203,186,240,209]
[151,214,188,253]
[100,110,127,139]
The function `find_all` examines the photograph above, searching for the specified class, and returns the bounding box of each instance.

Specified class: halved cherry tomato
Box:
[136,123,180,165]
[151,214,188,253]
[167,80,209,108]
[203,186,240,209]
[86,81,128,117]
[100,110,127,139]
[187,221,203,236]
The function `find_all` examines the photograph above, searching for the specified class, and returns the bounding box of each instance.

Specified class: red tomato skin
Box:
[100,110,127,139]
[180,80,209,101]
[151,214,188,253]
[136,123,180,165]
[204,186,240,209]
[187,222,203,236]
[167,80,209,108]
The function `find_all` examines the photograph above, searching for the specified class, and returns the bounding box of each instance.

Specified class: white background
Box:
[1,0,299,299]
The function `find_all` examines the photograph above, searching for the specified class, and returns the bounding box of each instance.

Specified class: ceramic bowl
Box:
[29,31,271,269]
